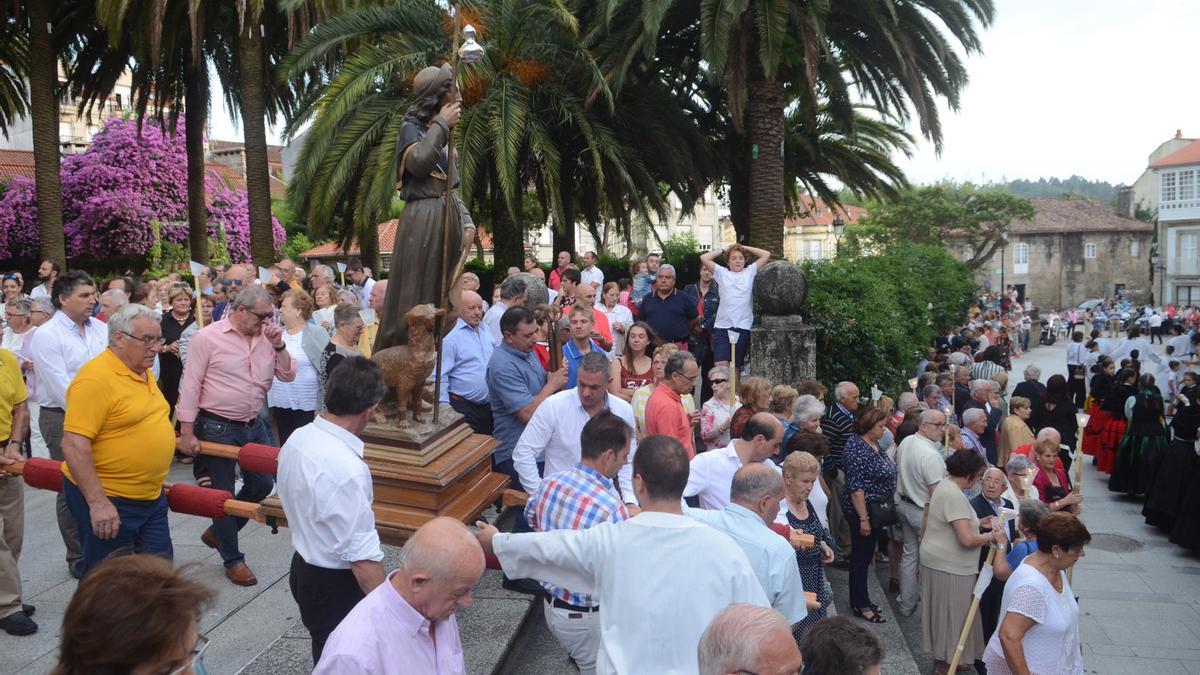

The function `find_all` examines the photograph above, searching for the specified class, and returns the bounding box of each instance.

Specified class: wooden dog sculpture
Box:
[372,303,444,428]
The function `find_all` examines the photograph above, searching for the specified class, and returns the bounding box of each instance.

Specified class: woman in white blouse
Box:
[269,289,329,444]
[599,282,634,358]
[983,511,1090,675]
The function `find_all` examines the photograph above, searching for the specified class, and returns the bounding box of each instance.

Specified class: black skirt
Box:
[1169,448,1200,551]
[1144,438,1198,529]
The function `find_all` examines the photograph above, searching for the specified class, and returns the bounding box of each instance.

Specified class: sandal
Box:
[852,606,887,623]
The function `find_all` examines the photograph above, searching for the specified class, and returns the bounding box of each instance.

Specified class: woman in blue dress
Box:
[782,450,835,643]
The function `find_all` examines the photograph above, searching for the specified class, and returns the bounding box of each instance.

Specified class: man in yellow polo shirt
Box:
[60,304,175,577]
[0,348,35,635]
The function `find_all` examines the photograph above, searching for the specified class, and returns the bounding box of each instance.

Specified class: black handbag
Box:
[867,497,899,529]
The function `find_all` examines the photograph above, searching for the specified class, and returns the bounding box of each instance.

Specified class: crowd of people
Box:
[0,251,1108,675]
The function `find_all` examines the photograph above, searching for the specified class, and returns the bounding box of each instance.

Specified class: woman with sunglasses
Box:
[53,555,215,674]
[0,274,27,330]
[700,365,736,451]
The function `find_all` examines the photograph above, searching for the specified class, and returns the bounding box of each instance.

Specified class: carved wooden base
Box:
[260,419,508,545]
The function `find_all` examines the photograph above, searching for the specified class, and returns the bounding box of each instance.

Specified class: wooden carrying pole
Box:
[1068,414,1088,584]
[431,7,463,424]
[948,546,996,672]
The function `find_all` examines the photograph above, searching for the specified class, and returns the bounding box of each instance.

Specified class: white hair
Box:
[969,379,992,396]
[100,288,129,305]
[698,604,790,675]
[312,264,333,280]
[1023,364,1041,380]
[791,394,825,425]
[962,407,986,425]
[834,381,857,402]
[107,303,160,342]
[897,391,918,411]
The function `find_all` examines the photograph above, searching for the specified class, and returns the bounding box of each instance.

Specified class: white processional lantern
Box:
[728,330,740,403]
[459,25,486,64]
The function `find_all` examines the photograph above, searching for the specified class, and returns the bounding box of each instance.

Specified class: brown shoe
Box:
[225,561,258,587]
[200,527,218,550]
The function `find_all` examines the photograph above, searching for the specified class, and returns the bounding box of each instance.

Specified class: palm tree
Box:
[24,2,67,267]
[0,13,29,139]
[586,0,994,254]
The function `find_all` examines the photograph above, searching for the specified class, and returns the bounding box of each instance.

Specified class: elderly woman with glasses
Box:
[700,365,736,451]
[782,450,836,642]
[1003,454,1039,503]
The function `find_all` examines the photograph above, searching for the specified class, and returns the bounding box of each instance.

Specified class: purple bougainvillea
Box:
[0,117,282,263]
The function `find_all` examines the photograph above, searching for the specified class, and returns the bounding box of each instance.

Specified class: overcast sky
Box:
[209,0,1200,188]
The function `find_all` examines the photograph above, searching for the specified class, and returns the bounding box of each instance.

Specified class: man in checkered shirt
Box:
[524,411,633,675]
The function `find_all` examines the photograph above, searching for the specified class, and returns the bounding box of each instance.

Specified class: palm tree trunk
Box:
[746,77,786,254]
[553,167,576,258]
[490,191,523,273]
[184,57,209,264]
[238,21,275,266]
[26,2,65,268]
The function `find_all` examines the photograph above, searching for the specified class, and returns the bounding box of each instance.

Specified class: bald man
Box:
[698,604,803,675]
[684,412,786,513]
[436,290,495,434]
[358,280,388,357]
[315,517,485,675]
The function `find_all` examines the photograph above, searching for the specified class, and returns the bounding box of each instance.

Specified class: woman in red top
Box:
[610,322,658,402]
[1033,437,1082,514]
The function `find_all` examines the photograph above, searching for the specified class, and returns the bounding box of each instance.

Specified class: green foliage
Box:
[272,198,305,238]
[801,243,975,395]
[1001,176,1116,202]
[659,232,703,285]
[281,232,320,262]
[846,183,1035,270]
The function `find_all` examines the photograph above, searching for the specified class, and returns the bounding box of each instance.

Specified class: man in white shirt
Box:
[684,412,783,510]
[28,260,57,301]
[278,356,388,665]
[580,251,604,289]
[345,257,375,310]
[894,408,949,617]
[27,270,106,578]
[482,276,527,345]
[513,352,637,506]
[1168,324,1194,360]
[686,464,808,624]
[436,291,495,435]
[476,435,770,675]
[700,243,771,370]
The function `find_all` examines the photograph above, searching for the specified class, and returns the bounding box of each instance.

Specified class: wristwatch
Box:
[273,343,287,352]
[5,440,24,452]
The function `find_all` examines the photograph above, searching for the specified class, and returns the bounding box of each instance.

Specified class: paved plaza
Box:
[1,339,1199,673]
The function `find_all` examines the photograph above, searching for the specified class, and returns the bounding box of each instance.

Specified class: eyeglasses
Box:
[673,371,700,383]
[711,378,728,385]
[119,331,166,346]
[166,635,210,675]
[241,306,273,321]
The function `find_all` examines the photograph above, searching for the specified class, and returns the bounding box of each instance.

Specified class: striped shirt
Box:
[524,464,630,607]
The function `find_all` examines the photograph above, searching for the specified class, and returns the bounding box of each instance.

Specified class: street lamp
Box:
[831,216,844,257]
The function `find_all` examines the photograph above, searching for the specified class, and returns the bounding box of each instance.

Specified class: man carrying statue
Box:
[374,64,476,351]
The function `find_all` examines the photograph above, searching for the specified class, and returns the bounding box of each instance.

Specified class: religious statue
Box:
[374,64,476,350]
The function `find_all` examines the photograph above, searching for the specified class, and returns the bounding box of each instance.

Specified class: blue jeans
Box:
[192,413,276,568]
[62,478,172,577]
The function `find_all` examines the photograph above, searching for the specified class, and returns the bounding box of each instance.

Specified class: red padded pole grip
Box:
[237,443,280,475]
[166,483,234,520]
[22,458,64,492]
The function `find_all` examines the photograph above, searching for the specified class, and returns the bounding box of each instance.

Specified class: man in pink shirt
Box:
[315,517,485,675]
[177,286,296,586]
[645,350,701,457]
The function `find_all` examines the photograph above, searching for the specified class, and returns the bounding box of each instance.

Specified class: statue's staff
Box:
[431,12,485,422]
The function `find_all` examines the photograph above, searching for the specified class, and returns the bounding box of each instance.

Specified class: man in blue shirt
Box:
[562,306,604,388]
[437,290,495,435]
[486,306,567,488]
[639,264,699,347]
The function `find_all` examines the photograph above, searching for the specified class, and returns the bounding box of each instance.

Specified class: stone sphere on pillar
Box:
[752,261,808,315]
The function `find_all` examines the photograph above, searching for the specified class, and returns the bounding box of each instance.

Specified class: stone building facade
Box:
[953,197,1153,310]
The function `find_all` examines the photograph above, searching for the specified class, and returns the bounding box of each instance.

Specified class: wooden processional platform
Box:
[259,416,509,545]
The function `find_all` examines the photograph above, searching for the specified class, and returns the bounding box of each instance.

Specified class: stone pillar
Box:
[747,315,817,385]
[745,260,817,386]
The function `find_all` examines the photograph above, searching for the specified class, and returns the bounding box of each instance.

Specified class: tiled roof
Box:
[300,219,495,258]
[1010,197,1152,235]
[0,149,35,183]
[1151,140,1200,169]
[206,162,246,191]
[784,197,868,228]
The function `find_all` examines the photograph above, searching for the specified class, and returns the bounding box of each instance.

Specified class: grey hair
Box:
[922,384,941,399]
[31,297,54,315]
[231,285,272,312]
[791,394,825,425]
[962,407,986,425]
[969,379,992,396]
[461,271,479,284]
[948,352,970,366]
[6,298,31,315]
[1018,498,1050,532]
[498,275,528,301]
[333,301,361,326]
[834,381,856,402]
[1023,364,1041,380]
[107,303,161,342]
[1005,454,1034,475]
[697,604,791,675]
[657,263,676,276]
[663,350,696,379]
[578,351,610,376]
[729,466,783,503]
[312,264,333,280]
[100,289,129,305]
[897,391,918,411]
[709,365,731,382]
[919,408,946,425]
